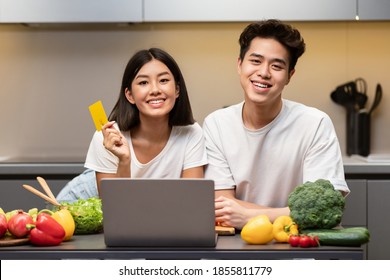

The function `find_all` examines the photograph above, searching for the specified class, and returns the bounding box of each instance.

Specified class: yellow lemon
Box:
[241,215,274,244]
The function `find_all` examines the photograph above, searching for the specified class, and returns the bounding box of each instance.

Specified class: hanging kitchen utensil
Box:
[330,80,363,156]
[356,82,383,156]
[331,82,358,154]
[331,79,383,157]
[368,83,382,114]
[330,81,356,109]
[355,78,368,110]
[355,77,367,95]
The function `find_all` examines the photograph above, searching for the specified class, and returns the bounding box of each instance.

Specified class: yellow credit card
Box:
[89,100,108,131]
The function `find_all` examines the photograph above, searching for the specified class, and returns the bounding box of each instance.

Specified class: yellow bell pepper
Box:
[241,215,274,245]
[51,208,75,241]
[272,215,299,243]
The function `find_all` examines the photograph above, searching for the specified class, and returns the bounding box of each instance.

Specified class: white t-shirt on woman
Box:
[85,122,207,178]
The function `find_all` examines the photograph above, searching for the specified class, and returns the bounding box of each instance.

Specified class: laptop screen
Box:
[100,178,216,247]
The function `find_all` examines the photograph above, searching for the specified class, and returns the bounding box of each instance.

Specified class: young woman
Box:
[84,48,207,194]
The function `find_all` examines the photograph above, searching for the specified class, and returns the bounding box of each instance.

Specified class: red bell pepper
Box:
[28,212,65,246]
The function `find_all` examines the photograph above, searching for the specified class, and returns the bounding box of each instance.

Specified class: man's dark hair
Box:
[239,19,306,72]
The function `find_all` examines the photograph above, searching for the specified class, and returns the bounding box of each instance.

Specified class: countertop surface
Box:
[0,233,363,260]
[0,156,85,175]
[0,162,85,175]
[1,155,390,175]
[343,155,390,175]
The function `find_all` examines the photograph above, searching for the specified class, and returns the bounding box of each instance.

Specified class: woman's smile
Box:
[147,98,166,108]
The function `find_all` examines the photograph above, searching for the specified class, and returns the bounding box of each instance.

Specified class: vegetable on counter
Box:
[27,212,65,246]
[241,215,274,245]
[0,208,7,238]
[288,179,345,230]
[301,227,370,246]
[27,208,38,222]
[59,197,103,234]
[51,208,75,241]
[40,208,75,241]
[272,215,298,243]
[288,234,319,248]
[7,210,34,238]
[288,235,300,247]
[5,209,18,222]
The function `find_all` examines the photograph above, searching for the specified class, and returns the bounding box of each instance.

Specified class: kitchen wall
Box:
[0,21,389,161]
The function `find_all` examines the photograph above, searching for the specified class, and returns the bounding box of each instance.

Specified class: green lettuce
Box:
[61,197,103,234]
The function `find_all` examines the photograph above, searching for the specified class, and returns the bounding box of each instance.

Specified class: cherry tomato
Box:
[288,235,300,247]
[299,235,312,247]
[310,235,320,247]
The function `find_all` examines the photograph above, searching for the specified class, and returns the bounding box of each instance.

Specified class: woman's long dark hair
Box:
[109,48,195,131]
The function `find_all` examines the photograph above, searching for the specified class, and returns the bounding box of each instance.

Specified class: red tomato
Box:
[310,236,320,247]
[288,235,300,247]
[299,235,312,248]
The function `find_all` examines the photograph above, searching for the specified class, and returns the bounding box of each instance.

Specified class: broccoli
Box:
[287,179,345,230]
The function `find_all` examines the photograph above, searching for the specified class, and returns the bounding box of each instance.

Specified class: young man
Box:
[203,19,349,229]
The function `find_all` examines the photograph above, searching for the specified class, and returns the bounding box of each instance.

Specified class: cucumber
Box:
[301,227,370,246]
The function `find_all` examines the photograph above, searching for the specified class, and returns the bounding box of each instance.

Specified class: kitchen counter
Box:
[0,234,363,260]
[0,157,85,176]
[1,158,390,176]
[0,154,383,174]
[0,160,380,259]
[343,155,390,178]
[0,162,85,176]
[1,157,389,212]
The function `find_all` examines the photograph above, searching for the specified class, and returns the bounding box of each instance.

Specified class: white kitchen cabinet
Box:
[1,0,388,23]
[0,0,143,23]
[358,0,390,20]
[144,0,356,22]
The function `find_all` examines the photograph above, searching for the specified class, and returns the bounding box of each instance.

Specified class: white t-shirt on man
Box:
[85,122,207,178]
[203,100,349,208]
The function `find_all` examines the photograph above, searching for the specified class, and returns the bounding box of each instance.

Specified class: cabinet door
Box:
[342,180,367,226]
[144,0,356,22]
[358,0,390,20]
[0,0,143,23]
[367,180,390,260]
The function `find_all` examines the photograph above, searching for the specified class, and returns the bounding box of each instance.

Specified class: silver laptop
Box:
[100,178,216,247]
